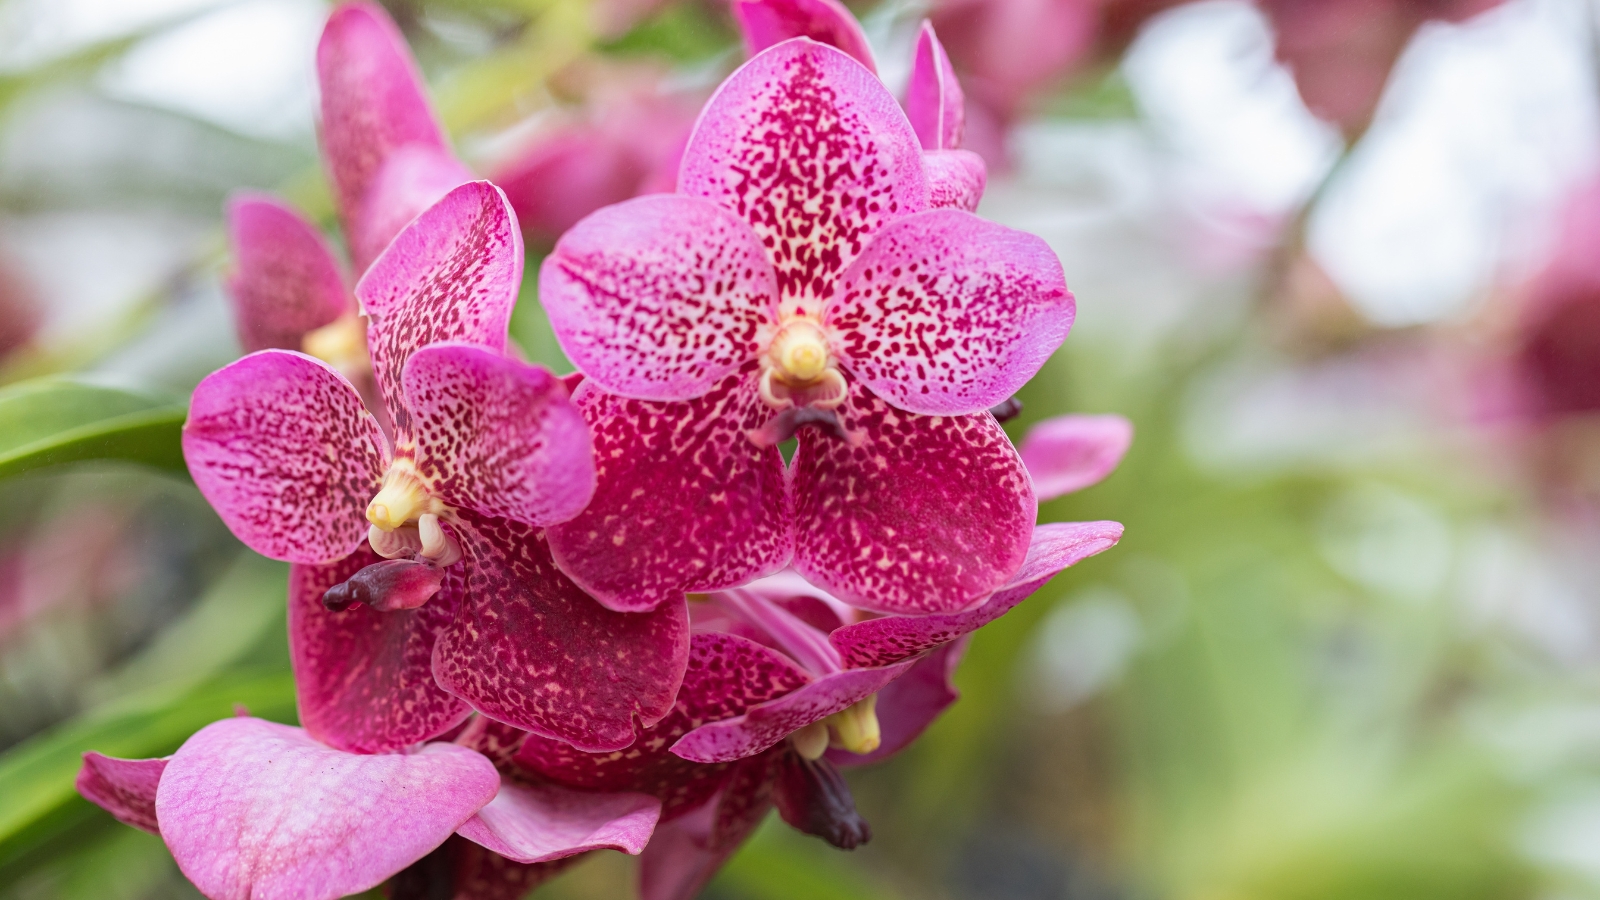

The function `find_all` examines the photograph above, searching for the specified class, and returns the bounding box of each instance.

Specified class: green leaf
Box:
[0,378,188,480]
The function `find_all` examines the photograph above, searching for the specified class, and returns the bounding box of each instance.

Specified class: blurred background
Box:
[3,0,1600,897]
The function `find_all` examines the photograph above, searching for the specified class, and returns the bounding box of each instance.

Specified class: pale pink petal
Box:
[828,638,964,766]
[716,589,842,674]
[404,343,594,526]
[545,372,791,613]
[904,21,963,150]
[827,208,1073,415]
[224,193,350,353]
[539,194,778,402]
[1019,414,1133,500]
[829,520,1124,667]
[77,753,167,834]
[680,39,928,317]
[183,350,388,564]
[730,0,877,72]
[156,718,499,900]
[350,144,475,274]
[456,781,660,863]
[923,149,986,212]
[357,181,522,435]
[792,382,1035,615]
[317,1,449,229]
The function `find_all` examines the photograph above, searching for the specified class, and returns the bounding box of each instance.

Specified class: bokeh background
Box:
[3,0,1600,897]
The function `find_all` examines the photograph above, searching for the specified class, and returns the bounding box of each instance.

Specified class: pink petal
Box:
[716,589,842,675]
[730,0,877,73]
[637,758,774,900]
[545,372,791,613]
[495,127,645,244]
[350,144,475,274]
[403,343,594,526]
[224,193,350,353]
[904,21,963,150]
[183,350,388,564]
[1019,414,1133,500]
[679,39,928,317]
[77,752,166,835]
[433,512,690,753]
[923,149,987,212]
[456,781,660,863]
[827,208,1074,416]
[827,638,964,766]
[290,547,471,754]
[317,1,449,230]
[829,520,1124,667]
[156,717,499,900]
[357,181,522,436]
[791,382,1035,615]
[539,194,777,402]
[443,836,577,900]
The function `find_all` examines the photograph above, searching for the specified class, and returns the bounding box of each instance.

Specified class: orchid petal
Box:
[456,781,660,863]
[438,836,576,900]
[540,194,777,402]
[638,755,777,900]
[546,372,791,613]
[433,512,690,753]
[680,39,928,317]
[792,382,1035,614]
[404,343,594,526]
[827,208,1073,416]
[716,589,842,674]
[224,194,349,353]
[905,21,963,150]
[351,144,475,274]
[156,717,498,900]
[183,350,388,564]
[290,547,470,753]
[1020,413,1133,500]
[495,127,644,244]
[317,1,449,229]
[77,753,166,835]
[923,149,987,212]
[357,181,522,435]
[730,0,877,73]
[829,520,1124,667]
[827,638,964,766]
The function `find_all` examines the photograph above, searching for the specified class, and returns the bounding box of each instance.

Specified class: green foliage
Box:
[0,378,187,481]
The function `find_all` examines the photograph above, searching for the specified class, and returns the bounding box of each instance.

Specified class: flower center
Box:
[792,694,881,760]
[757,317,848,418]
[366,459,441,532]
[301,313,369,376]
[770,318,830,383]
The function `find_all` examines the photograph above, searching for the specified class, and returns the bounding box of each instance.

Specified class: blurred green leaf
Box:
[0,378,187,480]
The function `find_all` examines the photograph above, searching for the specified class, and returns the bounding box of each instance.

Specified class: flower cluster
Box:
[75,3,1127,899]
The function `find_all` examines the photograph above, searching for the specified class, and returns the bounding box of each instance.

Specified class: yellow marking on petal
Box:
[826,694,881,755]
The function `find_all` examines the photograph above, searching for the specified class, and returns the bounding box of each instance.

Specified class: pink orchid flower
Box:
[1509,179,1600,420]
[539,38,1075,618]
[76,716,659,900]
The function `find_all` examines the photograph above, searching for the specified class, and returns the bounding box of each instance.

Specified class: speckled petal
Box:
[351,144,475,273]
[923,149,986,212]
[433,512,690,753]
[156,718,498,900]
[827,208,1073,416]
[317,1,449,230]
[904,21,963,150]
[829,520,1123,667]
[680,39,928,317]
[457,781,659,863]
[224,193,350,353]
[404,343,594,526]
[290,547,470,754]
[545,371,791,613]
[77,753,166,834]
[1019,414,1133,500]
[357,181,522,435]
[540,194,777,402]
[183,350,388,564]
[730,0,877,72]
[791,381,1035,614]
[827,638,964,766]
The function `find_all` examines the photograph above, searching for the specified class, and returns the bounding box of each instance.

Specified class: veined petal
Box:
[730,0,877,73]
[290,548,470,754]
[404,343,594,526]
[351,144,475,274]
[156,718,498,900]
[433,512,690,753]
[923,149,986,212]
[827,638,963,766]
[792,382,1035,614]
[1020,414,1133,500]
[827,208,1073,416]
[904,21,963,150]
[545,371,791,613]
[829,520,1123,667]
[456,781,660,863]
[183,350,388,564]
[357,181,522,435]
[224,193,350,353]
[540,194,777,402]
[77,753,166,835]
[680,39,928,317]
[317,1,449,230]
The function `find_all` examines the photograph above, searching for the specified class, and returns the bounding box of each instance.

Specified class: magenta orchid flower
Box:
[76,716,660,900]
[1019,413,1134,500]
[540,38,1074,617]
[1508,178,1600,420]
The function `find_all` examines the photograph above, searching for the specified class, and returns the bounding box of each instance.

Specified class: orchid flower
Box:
[76,716,659,900]
[1019,413,1134,500]
[540,38,1075,617]
[1508,179,1600,420]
